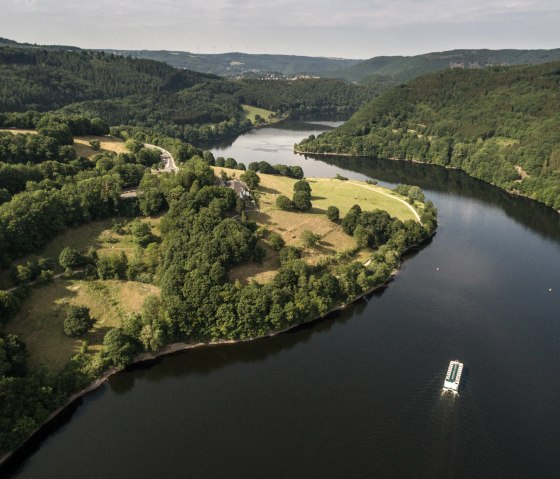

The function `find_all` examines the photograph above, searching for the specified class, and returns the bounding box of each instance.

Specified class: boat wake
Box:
[326,370,505,479]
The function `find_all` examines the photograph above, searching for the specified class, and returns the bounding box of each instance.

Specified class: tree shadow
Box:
[258,186,281,195]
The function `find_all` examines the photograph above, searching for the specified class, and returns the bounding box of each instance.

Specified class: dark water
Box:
[5,123,560,478]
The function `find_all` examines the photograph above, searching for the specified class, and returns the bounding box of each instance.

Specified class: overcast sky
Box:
[2,0,559,58]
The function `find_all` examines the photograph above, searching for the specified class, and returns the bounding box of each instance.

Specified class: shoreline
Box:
[0,230,435,470]
[294,149,560,215]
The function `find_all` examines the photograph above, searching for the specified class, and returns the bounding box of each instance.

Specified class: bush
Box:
[0,291,21,324]
[268,233,285,251]
[279,246,302,263]
[89,139,101,151]
[59,247,82,269]
[276,195,294,210]
[300,230,321,248]
[63,305,95,338]
[327,205,340,222]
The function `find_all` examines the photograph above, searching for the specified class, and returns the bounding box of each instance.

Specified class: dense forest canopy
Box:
[298,61,560,209]
[325,48,560,83]
[0,44,377,145]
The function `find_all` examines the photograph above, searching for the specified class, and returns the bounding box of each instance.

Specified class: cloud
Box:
[2,0,559,56]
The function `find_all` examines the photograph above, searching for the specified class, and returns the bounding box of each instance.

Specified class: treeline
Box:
[298,62,560,209]
[235,79,380,117]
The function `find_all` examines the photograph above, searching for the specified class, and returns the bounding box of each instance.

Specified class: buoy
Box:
[436,267,439,271]
[549,288,552,292]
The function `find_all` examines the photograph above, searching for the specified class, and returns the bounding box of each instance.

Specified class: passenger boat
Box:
[443,360,463,392]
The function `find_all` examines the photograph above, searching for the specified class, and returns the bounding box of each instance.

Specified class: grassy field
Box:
[4,279,159,370]
[242,104,275,123]
[0,216,161,289]
[215,166,417,283]
[0,129,128,159]
[0,213,162,369]
[72,135,128,158]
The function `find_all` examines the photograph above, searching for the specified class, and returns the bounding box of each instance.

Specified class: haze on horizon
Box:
[2,0,560,58]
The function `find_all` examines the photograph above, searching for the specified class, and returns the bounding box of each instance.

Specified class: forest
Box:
[297,61,560,209]
[0,45,376,144]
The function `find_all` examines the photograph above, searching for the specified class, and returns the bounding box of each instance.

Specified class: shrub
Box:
[268,233,285,251]
[300,230,321,248]
[64,305,95,338]
[276,195,294,210]
[59,247,82,269]
[327,205,339,222]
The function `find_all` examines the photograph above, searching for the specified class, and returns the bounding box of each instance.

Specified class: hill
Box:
[102,49,362,78]
[297,61,560,210]
[0,43,376,143]
[326,48,560,83]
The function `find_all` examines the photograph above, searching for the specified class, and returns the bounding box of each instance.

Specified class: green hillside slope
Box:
[327,48,560,83]
[298,62,560,209]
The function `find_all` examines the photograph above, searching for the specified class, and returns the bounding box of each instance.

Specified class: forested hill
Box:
[0,47,217,112]
[101,50,362,78]
[297,62,560,209]
[326,48,560,83]
[0,43,377,143]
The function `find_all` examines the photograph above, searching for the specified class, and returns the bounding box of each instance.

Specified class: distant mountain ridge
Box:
[101,50,362,78]
[2,38,559,84]
[326,48,560,83]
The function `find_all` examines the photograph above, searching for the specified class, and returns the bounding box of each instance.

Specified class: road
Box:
[119,144,177,199]
[145,144,178,173]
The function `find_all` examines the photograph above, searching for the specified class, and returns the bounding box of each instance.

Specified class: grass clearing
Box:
[73,135,128,158]
[4,279,159,370]
[242,104,275,123]
[216,166,418,283]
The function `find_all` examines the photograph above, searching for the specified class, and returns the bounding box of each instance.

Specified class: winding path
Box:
[145,144,178,173]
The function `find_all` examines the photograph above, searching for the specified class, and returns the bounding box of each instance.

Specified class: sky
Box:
[2,0,560,58]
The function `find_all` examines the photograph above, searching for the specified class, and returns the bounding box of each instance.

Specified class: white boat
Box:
[443,360,463,392]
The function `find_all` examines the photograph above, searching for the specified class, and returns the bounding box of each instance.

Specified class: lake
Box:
[5,121,560,478]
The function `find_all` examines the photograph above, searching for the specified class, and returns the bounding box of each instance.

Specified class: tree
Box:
[102,328,136,367]
[89,139,101,151]
[224,157,237,169]
[293,180,311,193]
[300,230,321,248]
[0,292,20,324]
[292,190,312,211]
[276,195,293,210]
[327,206,339,222]
[240,170,260,190]
[408,186,425,203]
[59,247,81,269]
[268,233,285,251]
[130,221,156,248]
[63,305,95,338]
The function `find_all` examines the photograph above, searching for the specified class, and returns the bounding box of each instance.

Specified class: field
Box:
[5,279,159,370]
[72,135,128,158]
[242,104,275,123]
[215,167,419,283]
